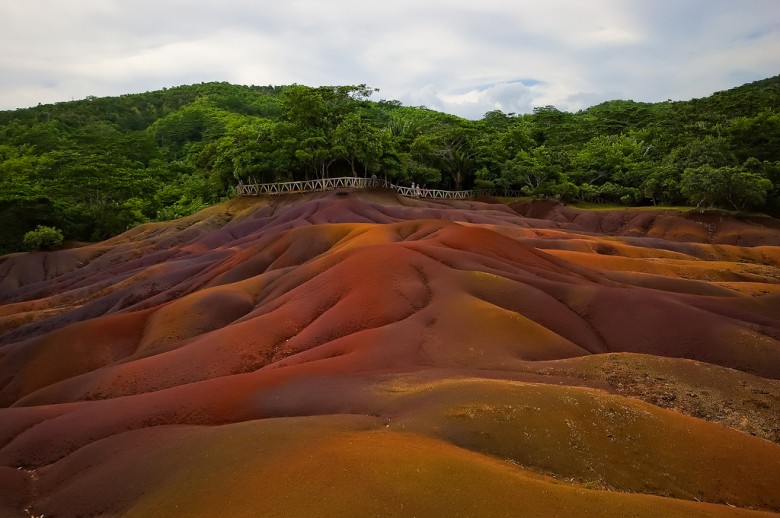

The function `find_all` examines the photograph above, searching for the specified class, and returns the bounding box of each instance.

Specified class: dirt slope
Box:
[1,191,779,517]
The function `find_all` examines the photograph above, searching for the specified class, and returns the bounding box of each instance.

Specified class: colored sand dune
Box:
[1,191,779,517]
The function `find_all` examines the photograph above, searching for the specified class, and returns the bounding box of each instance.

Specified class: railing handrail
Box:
[236,176,524,199]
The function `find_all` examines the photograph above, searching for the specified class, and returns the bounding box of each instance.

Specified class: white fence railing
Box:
[236,177,523,199]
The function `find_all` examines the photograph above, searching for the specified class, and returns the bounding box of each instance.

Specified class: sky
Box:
[1,0,778,119]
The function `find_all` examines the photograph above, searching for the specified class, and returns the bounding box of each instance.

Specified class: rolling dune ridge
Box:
[1,191,779,517]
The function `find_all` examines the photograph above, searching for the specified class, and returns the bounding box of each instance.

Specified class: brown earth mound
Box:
[510,199,780,246]
[1,190,779,517]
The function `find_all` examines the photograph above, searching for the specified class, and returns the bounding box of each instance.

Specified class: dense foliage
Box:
[22,224,64,251]
[1,76,779,253]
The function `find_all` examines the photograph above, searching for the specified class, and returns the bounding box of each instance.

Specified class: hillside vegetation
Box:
[1,76,779,252]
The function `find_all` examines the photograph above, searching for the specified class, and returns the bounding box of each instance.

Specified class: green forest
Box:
[1,76,779,253]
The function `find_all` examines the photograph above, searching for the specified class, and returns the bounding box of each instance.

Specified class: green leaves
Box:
[1,77,779,253]
[573,133,650,186]
[333,114,384,176]
[22,225,63,251]
[502,147,563,192]
[681,164,773,211]
[728,111,780,163]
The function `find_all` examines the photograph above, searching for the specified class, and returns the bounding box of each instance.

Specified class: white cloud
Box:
[403,81,536,119]
[0,0,777,118]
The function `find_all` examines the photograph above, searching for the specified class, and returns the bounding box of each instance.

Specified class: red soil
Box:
[1,191,779,517]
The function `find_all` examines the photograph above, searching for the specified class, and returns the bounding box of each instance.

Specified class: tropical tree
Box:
[573,133,651,187]
[681,164,772,211]
[501,146,563,193]
[728,111,780,163]
[333,113,384,176]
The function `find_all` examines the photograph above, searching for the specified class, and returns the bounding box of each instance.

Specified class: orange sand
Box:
[1,191,779,517]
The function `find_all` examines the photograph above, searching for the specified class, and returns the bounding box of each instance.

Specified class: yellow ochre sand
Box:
[1,192,779,517]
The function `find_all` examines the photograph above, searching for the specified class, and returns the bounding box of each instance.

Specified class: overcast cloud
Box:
[1,0,778,118]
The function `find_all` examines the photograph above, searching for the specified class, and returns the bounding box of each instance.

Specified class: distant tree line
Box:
[1,77,779,253]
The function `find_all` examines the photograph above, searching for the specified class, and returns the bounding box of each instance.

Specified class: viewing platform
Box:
[236,176,523,199]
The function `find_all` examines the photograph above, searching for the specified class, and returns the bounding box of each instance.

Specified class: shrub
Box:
[473,179,496,190]
[155,196,208,221]
[545,181,580,202]
[23,225,64,251]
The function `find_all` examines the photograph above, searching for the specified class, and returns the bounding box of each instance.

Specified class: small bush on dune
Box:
[23,225,64,251]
